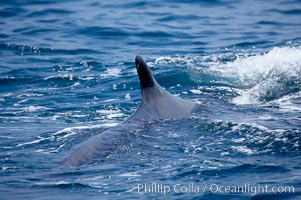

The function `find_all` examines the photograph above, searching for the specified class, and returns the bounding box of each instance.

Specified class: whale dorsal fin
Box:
[127,56,196,122]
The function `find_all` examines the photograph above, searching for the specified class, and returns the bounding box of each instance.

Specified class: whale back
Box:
[62,56,196,167]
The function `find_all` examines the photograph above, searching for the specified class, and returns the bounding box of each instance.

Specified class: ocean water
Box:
[0,0,301,199]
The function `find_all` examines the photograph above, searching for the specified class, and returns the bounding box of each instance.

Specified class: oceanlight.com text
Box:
[131,183,295,196]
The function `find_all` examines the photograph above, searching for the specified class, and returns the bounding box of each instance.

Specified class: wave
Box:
[153,45,301,106]
[211,46,301,105]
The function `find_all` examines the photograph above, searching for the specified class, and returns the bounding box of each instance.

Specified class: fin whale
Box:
[127,56,196,122]
[62,56,196,167]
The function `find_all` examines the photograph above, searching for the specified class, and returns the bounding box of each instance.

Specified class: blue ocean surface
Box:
[0,0,301,199]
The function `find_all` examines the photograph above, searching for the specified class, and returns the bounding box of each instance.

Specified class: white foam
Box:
[101,68,121,78]
[22,106,50,112]
[35,181,71,186]
[106,113,125,119]
[154,47,299,105]
[3,93,14,97]
[96,109,125,119]
[16,137,46,147]
[125,93,131,100]
[44,74,74,81]
[231,145,254,155]
[190,89,202,94]
[271,91,301,112]
[232,138,245,143]
[154,55,199,68]
[210,47,301,83]
[208,46,301,105]
[150,48,300,106]
[81,76,94,80]
[17,93,44,98]
[96,109,115,114]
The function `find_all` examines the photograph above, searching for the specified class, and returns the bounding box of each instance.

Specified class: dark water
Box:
[1,0,301,199]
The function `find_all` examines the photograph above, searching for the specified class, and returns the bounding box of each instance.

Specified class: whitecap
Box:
[17,93,44,98]
[2,93,14,97]
[171,46,301,105]
[96,109,125,119]
[101,68,121,78]
[125,93,131,100]
[101,99,117,103]
[231,145,254,155]
[22,106,50,112]
[16,137,46,147]
[214,46,301,105]
[190,89,202,94]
